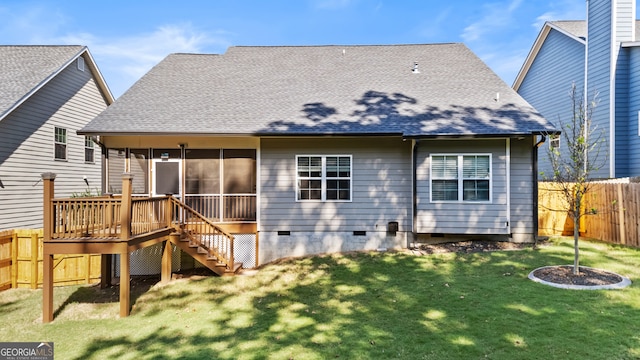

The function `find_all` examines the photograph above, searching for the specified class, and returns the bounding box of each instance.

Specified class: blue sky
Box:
[0,0,603,98]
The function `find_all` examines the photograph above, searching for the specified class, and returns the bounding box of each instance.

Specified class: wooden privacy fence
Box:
[538,181,640,247]
[0,229,101,291]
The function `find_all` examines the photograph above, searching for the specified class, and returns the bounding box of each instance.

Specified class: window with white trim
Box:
[296,155,351,201]
[54,127,67,160]
[84,137,95,163]
[549,134,560,149]
[430,154,491,202]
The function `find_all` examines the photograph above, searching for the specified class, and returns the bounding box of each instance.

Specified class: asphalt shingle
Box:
[81,43,558,137]
[0,45,85,120]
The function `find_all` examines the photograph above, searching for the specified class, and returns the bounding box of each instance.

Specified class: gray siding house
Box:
[0,46,114,231]
[80,44,557,265]
[514,0,640,178]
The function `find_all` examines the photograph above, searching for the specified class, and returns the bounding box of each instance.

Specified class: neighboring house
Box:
[79,44,558,265]
[0,46,114,231]
[514,0,640,179]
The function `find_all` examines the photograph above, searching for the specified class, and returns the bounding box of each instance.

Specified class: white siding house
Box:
[0,46,113,230]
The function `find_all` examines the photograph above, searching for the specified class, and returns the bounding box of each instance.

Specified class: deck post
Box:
[100,254,112,288]
[119,174,133,317]
[41,172,56,323]
[119,250,130,317]
[120,174,133,240]
[161,238,175,283]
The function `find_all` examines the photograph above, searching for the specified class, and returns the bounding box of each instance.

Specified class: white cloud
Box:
[461,0,523,43]
[64,24,230,97]
[1,4,231,97]
[62,24,228,81]
[533,2,585,29]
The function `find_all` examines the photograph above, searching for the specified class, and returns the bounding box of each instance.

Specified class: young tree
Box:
[543,82,606,275]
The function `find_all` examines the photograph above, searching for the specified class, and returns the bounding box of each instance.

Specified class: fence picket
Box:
[539,181,640,247]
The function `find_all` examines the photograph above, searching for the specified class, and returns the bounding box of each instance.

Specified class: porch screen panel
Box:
[223,149,256,194]
[223,149,257,221]
[130,149,149,194]
[186,149,221,219]
[107,148,126,194]
[186,149,220,194]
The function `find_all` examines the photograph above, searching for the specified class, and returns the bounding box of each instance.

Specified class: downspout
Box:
[91,135,107,195]
[533,135,546,246]
[412,139,419,247]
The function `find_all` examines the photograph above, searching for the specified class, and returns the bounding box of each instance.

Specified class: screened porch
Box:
[105,147,257,223]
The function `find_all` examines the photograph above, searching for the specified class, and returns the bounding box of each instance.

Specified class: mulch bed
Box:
[532,265,623,286]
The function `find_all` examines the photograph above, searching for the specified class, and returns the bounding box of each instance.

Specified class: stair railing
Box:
[170,197,235,271]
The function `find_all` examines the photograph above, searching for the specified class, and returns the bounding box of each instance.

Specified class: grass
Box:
[1,237,640,359]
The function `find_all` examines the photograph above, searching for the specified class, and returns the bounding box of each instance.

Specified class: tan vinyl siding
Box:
[415,139,510,235]
[0,55,107,231]
[260,137,412,233]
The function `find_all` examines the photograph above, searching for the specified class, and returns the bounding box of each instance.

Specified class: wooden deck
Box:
[41,173,250,323]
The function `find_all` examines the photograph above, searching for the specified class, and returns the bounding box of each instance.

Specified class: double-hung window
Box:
[430,154,491,202]
[296,155,351,201]
[54,127,67,160]
[84,137,95,163]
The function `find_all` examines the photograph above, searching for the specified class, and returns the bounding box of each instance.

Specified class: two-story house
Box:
[0,46,113,230]
[515,0,640,179]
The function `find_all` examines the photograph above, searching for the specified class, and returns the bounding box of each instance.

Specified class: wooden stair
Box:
[170,231,242,276]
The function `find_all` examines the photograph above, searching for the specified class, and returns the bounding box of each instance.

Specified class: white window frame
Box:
[54,127,67,161]
[84,136,95,163]
[295,155,352,202]
[549,134,560,149]
[430,153,492,203]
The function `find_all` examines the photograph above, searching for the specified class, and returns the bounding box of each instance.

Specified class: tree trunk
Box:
[573,211,580,275]
[573,191,581,275]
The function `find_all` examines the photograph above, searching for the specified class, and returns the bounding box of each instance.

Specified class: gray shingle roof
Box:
[81,43,557,137]
[551,20,640,40]
[0,45,86,120]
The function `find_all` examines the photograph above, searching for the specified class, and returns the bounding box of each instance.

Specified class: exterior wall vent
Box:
[77,57,85,72]
[277,231,290,236]
[412,62,420,73]
[353,231,366,236]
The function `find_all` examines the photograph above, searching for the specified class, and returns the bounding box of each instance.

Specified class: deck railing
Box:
[50,196,173,240]
[184,194,256,222]
[131,196,172,236]
[52,197,122,239]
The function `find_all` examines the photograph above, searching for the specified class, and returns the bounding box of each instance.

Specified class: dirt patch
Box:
[409,240,538,255]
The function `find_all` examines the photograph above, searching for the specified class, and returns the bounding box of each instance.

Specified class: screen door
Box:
[153,159,181,196]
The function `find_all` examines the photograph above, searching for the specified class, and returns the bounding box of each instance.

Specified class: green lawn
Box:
[1,237,639,359]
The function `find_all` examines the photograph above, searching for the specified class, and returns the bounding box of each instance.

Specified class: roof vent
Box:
[77,57,85,72]
[412,62,420,73]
